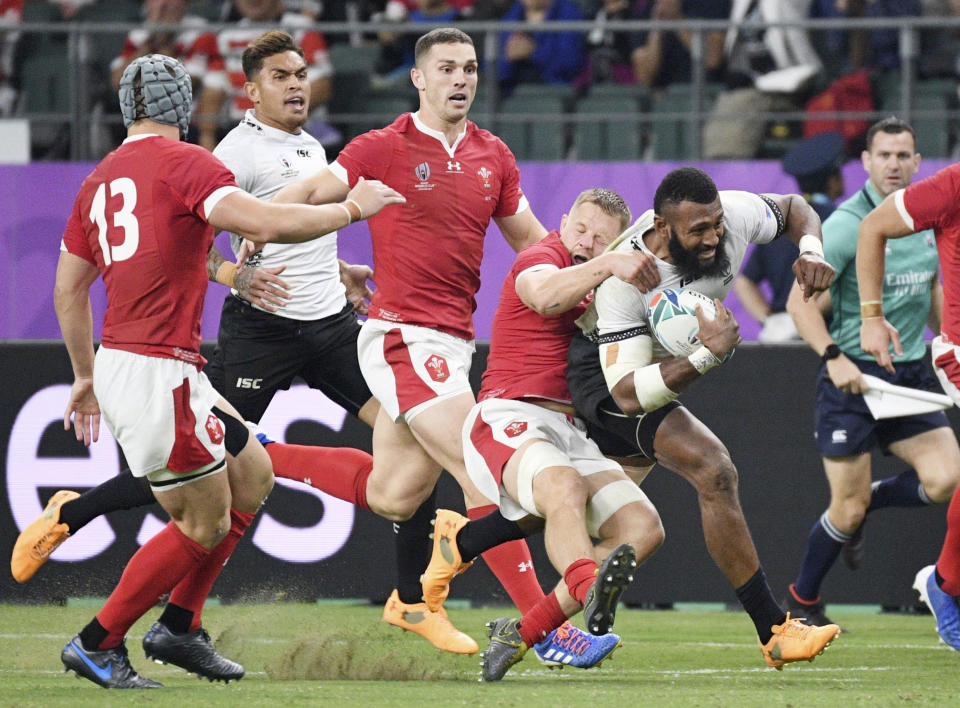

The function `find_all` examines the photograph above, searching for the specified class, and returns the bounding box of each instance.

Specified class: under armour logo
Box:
[447,160,461,172]
[517,561,534,572]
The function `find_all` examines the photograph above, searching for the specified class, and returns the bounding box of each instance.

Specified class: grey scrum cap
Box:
[118,54,192,138]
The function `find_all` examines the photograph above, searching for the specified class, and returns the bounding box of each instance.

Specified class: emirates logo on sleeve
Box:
[503,421,527,438]
[424,354,450,382]
[205,414,224,445]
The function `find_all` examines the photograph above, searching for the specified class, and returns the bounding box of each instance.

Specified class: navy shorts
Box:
[204,296,373,423]
[567,330,680,459]
[814,357,950,457]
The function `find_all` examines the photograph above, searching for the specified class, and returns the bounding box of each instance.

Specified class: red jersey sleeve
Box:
[161,144,239,221]
[61,194,95,264]
[903,164,960,233]
[492,139,523,219]
[334,129,390,186]
[512,235,566,274]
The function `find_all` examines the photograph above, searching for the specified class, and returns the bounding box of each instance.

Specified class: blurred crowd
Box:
[1,0,959,160]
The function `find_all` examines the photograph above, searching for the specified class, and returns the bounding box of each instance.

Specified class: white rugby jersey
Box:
[595,190,783,357]
[214,109,345,320]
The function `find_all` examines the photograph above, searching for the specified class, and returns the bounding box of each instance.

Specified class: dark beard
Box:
[667,227,730,282]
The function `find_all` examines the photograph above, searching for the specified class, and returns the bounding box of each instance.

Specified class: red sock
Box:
[97,521,209,648]
[938,490,960,595]
[468,504,544,613]
[518,591,568,647]
[168,508,256,631]
[564,557,598,606]
[266,442,371,510]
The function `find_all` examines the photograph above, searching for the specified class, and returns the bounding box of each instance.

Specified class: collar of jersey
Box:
[861,178,885,207]
[412,111,466,158]
[242,109,307,142]
[121,133,160,144]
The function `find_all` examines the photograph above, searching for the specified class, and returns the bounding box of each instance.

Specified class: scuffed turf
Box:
[2,602,959,706]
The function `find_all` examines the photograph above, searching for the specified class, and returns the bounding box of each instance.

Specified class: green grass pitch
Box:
[0,602,956,706]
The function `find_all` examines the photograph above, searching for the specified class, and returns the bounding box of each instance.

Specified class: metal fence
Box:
[3,15,960,161]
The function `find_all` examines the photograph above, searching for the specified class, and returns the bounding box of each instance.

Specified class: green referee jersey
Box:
[822,179,939,362]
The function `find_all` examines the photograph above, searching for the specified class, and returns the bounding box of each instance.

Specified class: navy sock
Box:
[734,567,786,644]
[78,617,109,652]
[58,470,155,533]
[157,603,194,634]
[456,509,527,562]
[866,469,930,512]
[394,488,437,605]
[793,512,849,601]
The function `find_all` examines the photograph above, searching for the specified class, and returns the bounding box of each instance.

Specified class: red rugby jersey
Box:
[333,113,525,340]
[479,231,585,403]
[901,163,960,342]
[60,135,239,365]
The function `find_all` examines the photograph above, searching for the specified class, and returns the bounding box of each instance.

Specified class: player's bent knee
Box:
[588,480,658,539]
[179,505,231,549]
[695,453,739,496]
[921,473,959,504]
[516,441,577,517]
[831,497,868,531]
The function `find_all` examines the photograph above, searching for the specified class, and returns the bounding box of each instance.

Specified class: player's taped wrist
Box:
[633,363,678,412]
[215,261,237,288]
[343,198,363,223]
[336,202,354,225]
[860,300,883,319]
[688,346,721,374]
[798,233,824,259]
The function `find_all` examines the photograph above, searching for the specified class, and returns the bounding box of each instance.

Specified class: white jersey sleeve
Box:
[719,190,783,246]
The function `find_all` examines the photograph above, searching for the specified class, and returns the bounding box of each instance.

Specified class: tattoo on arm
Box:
[233,263,256,300]
[207,247,227,282]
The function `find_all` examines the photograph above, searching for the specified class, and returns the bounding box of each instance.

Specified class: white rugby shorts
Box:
[462,398,622,521]
[932,335,960,406]
[93,347,226,487]
[357,318,475,423]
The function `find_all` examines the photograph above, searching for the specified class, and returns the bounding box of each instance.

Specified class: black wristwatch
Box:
[821,344,841,363]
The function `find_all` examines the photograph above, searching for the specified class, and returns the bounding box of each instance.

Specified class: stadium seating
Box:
[653,82,725,160]
[498,94,566,160]
[574,93,644,161]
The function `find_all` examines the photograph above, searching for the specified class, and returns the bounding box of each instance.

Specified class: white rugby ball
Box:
[648,288,717,357]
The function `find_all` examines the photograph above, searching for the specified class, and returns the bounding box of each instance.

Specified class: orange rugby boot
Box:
[759,612,840,670]
[382,588,478,654]
[11,490,79,582]
[420,509,473,612]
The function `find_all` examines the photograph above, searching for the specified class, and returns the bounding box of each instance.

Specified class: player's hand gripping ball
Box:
[649,288,718,357]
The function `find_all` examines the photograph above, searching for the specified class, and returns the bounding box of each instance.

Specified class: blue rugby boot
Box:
[534,621,621,668]
[915,565,960,651]
[61,635,162,688]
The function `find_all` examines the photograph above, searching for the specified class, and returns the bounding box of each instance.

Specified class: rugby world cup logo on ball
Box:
[649,288,718,357]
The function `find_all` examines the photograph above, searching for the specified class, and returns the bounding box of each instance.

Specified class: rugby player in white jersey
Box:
[423,168,842,670]
[587,166,840,669]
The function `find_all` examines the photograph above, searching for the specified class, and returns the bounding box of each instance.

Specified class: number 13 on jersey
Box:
[89,177,139,266]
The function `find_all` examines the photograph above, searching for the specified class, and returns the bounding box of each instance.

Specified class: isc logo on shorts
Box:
[236,377,263,389]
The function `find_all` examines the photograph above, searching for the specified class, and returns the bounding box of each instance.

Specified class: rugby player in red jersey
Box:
[858,162,960,652]
[53,53,402,688]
